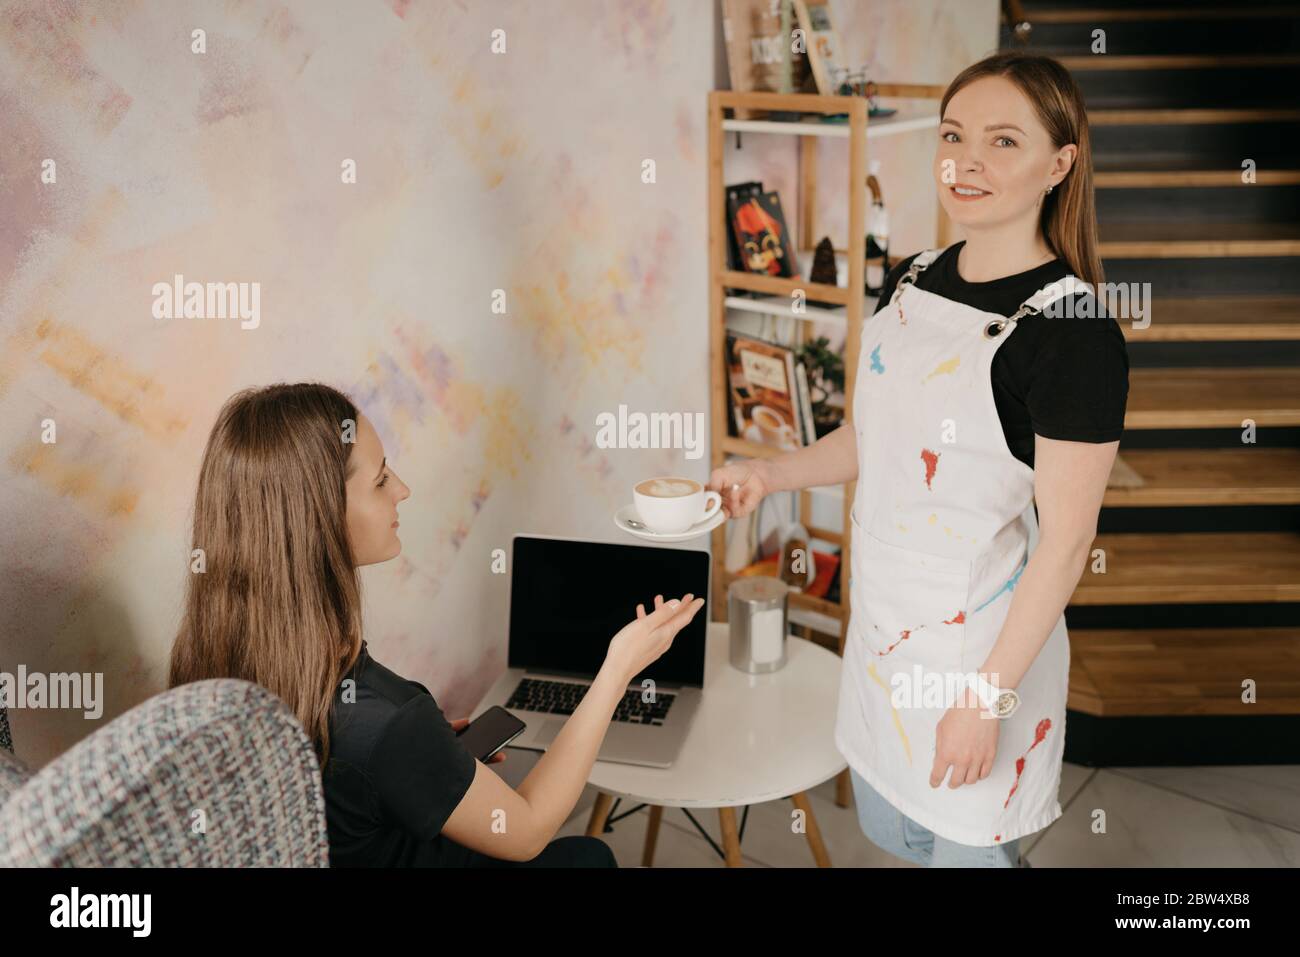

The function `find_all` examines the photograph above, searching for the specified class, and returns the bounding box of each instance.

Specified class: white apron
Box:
[835,246,1084,847]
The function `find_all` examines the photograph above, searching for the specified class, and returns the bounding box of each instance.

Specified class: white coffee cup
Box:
[633,476,722,534]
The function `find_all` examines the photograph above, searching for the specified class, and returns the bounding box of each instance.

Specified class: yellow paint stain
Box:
[923,355,960,382]
[12,441,139,517]
[928,513,937,525]
[866,661,912,765]
[897,523,908,532]
[435,64,509,189]
[32,318,188,439]
[0,189,126,402]
[389,326,530,478]
[512,275,646,372]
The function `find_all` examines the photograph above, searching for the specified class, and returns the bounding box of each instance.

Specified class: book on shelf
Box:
[793,0,847,98]
[724,181,764,277]
[720,0,814,120]
[794,360,817,448]
[726,331,807,451]
[729,190,799,279]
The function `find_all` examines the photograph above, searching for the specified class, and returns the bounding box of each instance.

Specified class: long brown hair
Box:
[169,382,364,768]
[941,51,1103,287]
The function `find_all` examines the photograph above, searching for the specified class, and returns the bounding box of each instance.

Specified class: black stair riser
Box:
[1076,66,1300,110]
[1064,713,1300,766]
[1066,603,1300,629]
[1101,258,1300,297]
[1093,122,1300,162]
[1124,340,1300,366]
[1097,185,1300,226]
[1002,21,1300,56]
[1096,504,1300,533]
[1118,427,1300,448]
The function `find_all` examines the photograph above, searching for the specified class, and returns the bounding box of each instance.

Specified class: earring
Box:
[1044,185,1054,194]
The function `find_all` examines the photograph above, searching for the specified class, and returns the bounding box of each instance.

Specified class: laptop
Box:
[474,534,710,768]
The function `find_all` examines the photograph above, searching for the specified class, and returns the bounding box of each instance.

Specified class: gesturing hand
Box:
[606,593,706,682]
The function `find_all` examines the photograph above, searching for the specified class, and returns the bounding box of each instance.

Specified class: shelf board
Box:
[788,604,845,638]
[720,269,849,305]
[723,109,940,140]
[723,294,847,326]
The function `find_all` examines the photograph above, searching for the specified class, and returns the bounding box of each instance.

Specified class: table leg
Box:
[835,767,851,807]
[641,805,664,867]
[790,791,831,867]
[717,806,744,867]
[586,791,614,837]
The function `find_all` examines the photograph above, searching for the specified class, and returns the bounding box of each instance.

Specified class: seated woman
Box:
[168,382,704,867]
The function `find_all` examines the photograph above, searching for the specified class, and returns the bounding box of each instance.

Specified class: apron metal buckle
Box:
[984,303,1041,339]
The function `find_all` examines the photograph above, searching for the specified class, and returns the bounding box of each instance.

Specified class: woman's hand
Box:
[449,717,506,764]
[929,687,999,790]
[606,593,706,683]
[707,459,774,519]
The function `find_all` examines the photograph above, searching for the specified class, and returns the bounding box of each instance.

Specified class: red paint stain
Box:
[994,834,1001,842]
[943,610,965,625]
[1003,718,1052,809]
[920,448,940,489]
[870,623,925,656]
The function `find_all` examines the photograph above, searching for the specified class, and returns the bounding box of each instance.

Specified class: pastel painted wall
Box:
[1,0,996,767]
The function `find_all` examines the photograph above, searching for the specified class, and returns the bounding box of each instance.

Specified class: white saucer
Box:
[614,503,726,542]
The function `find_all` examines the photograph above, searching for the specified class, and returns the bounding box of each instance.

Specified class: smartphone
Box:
[455,706,527,763]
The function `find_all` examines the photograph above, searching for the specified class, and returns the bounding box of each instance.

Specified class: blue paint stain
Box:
[970,551,1029,615]
[869,343,885,374]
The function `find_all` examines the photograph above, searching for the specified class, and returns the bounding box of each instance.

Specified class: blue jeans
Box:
[850,767,1020,868]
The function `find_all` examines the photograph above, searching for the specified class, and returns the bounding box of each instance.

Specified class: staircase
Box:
[1001,1,1300,764]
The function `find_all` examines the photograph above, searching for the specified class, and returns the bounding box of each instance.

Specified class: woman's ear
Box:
[1053,144,1078,183]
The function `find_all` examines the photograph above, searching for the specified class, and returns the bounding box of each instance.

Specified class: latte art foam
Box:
[638,478,699,498]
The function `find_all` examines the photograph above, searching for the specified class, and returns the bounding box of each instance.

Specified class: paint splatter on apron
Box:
[835,246,1084,847]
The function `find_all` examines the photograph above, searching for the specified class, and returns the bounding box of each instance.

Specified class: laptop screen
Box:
[509,535,710,688]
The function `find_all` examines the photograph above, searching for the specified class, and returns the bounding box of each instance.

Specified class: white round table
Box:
[584,622,847,866]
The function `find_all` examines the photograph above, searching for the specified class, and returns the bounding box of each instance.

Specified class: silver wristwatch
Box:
[963,673,1019,719]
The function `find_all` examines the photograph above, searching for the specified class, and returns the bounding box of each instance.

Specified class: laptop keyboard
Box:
[505,677,674,725]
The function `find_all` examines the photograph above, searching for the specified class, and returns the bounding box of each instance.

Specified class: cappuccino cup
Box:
[633,476,722,534]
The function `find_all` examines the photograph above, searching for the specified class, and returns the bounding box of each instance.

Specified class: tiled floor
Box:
[496,749,1300,866]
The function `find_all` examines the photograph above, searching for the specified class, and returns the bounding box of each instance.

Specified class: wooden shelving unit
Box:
[707,87,950,654]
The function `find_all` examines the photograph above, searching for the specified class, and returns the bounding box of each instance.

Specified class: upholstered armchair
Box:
[0,679,329,867]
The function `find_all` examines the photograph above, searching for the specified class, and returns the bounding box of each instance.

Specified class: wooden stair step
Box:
[1060,53,1300,69]
[1099,222,1300,257]
[1070,532,1300,605]
[1090,107,1300,126]
[1094,154,1300,174]
[1068,627,1300,716]
[1028,7,1300,24]
[1121,296,1300,341]
[1125,368,1300,429]
[1096,169,1300,187]
[1105,448,1300,506]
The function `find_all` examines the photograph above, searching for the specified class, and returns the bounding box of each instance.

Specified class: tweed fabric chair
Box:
[0,679,330,867]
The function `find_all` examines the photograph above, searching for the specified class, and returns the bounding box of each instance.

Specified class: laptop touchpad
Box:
[534,719,566,746]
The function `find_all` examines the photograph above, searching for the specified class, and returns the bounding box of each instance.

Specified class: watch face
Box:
[993,690,1019,718]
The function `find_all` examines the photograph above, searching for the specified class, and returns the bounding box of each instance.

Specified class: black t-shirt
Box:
[875,241,1129,470]
[323,641,477,867]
